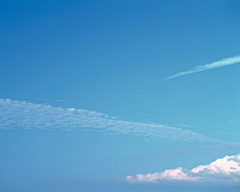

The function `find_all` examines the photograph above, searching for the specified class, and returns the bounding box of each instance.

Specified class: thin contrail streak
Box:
[165,55,240,80]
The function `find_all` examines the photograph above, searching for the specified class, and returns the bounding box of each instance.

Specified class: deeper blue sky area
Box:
[1,0,240,191]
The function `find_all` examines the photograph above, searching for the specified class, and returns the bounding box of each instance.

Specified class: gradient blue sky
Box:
[1,0,240,191]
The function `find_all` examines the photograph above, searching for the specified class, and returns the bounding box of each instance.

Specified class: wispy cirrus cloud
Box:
[126,154,240,183]
[0,98,219,143]
[165,55,240,80]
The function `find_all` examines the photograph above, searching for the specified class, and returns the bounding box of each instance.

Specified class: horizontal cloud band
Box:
[0,98,219,142]
[126,154,240,182]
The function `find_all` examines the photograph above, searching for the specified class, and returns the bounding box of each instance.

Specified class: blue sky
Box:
[1,0,240,191]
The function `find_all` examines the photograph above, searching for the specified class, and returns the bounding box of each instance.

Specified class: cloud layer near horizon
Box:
[126,154,240,182]
[0,98,219,142]
[166,55,240,80]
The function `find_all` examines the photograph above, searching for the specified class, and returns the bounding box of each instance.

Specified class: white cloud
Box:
[191,155,240,175]
[165,55,240,80]
[127,168,199,183]
[0,98,219,143]
[126,154,240,183]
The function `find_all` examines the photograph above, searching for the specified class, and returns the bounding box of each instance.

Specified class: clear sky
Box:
[1,0,240,191]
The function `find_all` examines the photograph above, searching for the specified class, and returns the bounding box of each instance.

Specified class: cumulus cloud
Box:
[191,154,240,177]
[165,55,240,80]
[0,98,219,142]
[126,154,240,182]
[126,167,199,183]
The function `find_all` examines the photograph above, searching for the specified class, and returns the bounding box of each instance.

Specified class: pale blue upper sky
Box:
[1,0,240,191]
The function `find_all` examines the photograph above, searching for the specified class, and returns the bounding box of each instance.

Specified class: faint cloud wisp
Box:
[165,55,240,80]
